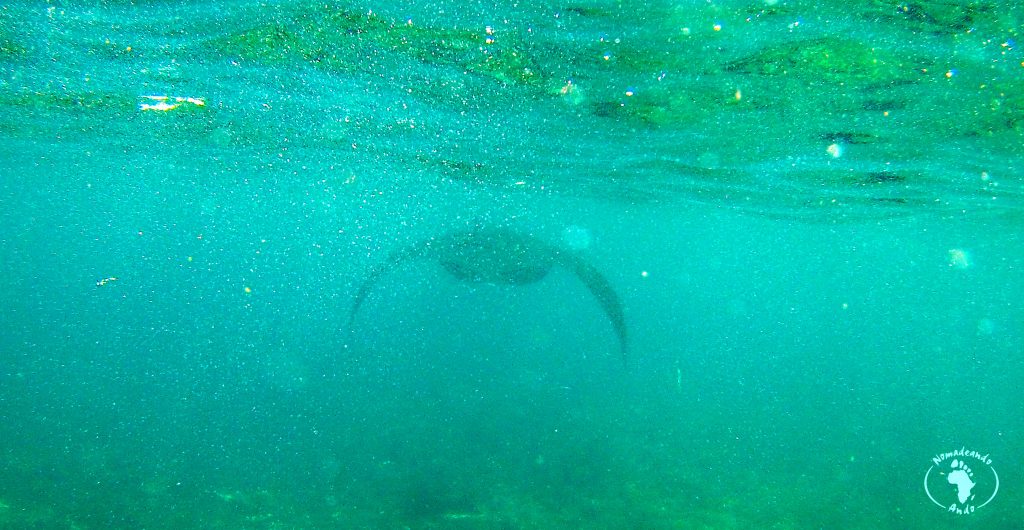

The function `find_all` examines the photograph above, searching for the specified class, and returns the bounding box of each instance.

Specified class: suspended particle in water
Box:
[561,225,593,251]
[948,248,972,269]
[976,318,995,336]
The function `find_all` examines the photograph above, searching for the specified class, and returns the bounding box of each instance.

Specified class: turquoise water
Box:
[1,1,1022,528]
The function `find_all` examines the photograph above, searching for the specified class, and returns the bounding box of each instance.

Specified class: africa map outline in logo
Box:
[923,447,999,515]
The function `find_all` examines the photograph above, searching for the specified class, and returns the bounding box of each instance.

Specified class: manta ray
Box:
[347,227,628,364]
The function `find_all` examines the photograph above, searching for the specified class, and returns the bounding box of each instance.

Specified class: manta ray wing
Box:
[554,250,629,366]
[346,237,438,331]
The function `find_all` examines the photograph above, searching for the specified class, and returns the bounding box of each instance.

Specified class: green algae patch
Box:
[0,87,134,114]
[0,11,26,57]
[0,86,233,148]
[865,0,1013,36]
[208,6,543,87]
[587,85,720,127]
[0,33,24,57]
[976,80,1024,135]
[213,19,306,65]
[723,36,923,85]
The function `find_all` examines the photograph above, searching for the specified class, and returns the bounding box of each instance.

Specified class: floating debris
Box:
[138,95,206,112]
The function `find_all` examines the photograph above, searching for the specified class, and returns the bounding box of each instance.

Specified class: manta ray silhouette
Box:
[347,227,628,364]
